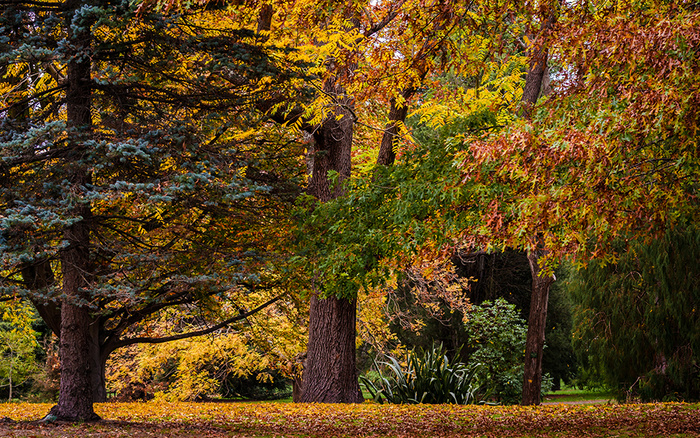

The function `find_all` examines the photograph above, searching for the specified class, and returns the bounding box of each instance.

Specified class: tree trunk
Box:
[519,3,558,406]
[47,214,100,421]
[522,252,554,406]
[300,295,364,403]
[519,7,557,120]
[45,1,99,420]
[90,324,107,402]
[298,75,363,402]
[376,88,414,167]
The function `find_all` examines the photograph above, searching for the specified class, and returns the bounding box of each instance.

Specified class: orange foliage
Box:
[0,402,699,437]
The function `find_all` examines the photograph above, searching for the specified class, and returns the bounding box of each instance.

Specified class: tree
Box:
[1,0,305,421]
[130,0,566,405]
[243,0,500,403]
[455,0,700,402]
[569,225,700,402]
[0,300,40,401]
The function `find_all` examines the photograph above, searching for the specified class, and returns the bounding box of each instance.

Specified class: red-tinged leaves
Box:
[449,1,700,265]
[0,402,699,437]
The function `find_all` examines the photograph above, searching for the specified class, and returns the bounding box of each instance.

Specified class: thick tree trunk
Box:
[23,262,107,403]
[47,214,100,421]
[298,76,363,402]
[300,296,364,403]
[522,252,554,406]
[45,1,99,420]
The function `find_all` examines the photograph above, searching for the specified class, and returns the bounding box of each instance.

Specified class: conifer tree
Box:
[0,0,305,421]
[570,226,700,401]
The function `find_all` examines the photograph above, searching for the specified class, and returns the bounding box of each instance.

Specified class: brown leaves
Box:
[0,402,699,437]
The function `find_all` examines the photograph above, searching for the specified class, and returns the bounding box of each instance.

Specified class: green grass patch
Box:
[544,388,615,403]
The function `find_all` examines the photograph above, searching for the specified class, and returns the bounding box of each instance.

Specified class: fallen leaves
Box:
[0,402,698,437]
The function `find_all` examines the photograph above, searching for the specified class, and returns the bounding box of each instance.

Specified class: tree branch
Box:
[110,293,285,350]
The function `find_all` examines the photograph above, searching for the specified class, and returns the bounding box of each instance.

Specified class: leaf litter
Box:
[0,402,698,437]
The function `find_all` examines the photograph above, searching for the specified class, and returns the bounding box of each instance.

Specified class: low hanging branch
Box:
[112,293,285,349]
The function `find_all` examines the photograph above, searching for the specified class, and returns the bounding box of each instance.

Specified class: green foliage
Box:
[569,225,700,402]
[0,301,40,401]
[463,298,529,404]
[292,110,501,300]
[360,343,481,405]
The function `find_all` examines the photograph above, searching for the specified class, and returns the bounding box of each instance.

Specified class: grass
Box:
[543,388,615,404]
[0,401,697,437]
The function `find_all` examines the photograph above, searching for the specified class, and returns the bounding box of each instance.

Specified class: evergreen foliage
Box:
[569,225,700,401]
[0,0,307,412]
[361,343,481,405]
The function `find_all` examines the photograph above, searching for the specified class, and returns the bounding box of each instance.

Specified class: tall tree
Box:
[135,0,556,404]
[519,0,558,406]
[248,0,478,403]
[569,225,700,401]
[1,0,305,420]
[456,0,700,403]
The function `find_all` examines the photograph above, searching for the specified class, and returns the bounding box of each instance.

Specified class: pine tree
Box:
[1,0,305,420]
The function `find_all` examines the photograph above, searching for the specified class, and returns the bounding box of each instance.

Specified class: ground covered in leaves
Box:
[0,402,698,437]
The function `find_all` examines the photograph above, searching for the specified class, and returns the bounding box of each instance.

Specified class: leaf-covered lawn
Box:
[0,402,698,437]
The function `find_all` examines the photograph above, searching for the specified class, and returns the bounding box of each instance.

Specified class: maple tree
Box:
[456,0,700,260]
[0,0,307,421]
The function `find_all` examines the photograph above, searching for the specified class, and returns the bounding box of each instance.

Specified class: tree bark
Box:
[45,1,100,420]
[90,324,107,403]
[522,251,554,406]
[298,74,363,403]
[376,87,414,167]
[300,295,363,402]
[47,211,100,421]
[519,9,557,120]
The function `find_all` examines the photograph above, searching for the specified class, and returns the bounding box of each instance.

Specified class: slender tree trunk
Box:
[522,252,554,405]
[519,8,556,120]
[519,2,559,406]
[45,1,99,421]
[90,324,107,402]
[376,88,414,167]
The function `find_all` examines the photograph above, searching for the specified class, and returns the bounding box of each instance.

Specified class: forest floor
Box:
[0,401,698,437]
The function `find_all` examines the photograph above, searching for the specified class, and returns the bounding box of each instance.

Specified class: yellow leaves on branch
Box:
[0,300,37,340]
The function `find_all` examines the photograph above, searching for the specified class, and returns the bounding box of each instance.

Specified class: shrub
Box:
[463,298,528,404]
[360,343,481,404]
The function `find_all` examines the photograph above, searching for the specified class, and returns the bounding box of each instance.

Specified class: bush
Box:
[360,343,481,404]
[463,298,528,404]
